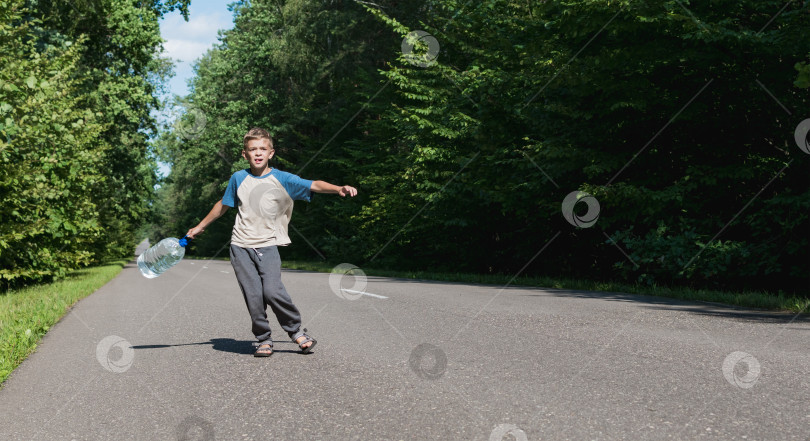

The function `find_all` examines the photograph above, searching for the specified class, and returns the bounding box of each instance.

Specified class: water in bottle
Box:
[137,236,190,278]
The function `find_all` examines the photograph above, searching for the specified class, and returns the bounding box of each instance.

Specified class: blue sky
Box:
[159,0,235,97]
[155,1,235,177]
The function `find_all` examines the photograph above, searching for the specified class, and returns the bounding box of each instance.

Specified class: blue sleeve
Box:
[274,170,313,202]
[221,174,239,207]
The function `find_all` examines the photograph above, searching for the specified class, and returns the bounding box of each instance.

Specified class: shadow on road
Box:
[295,269,810,324]
[131,338,308,355]
[518,289,810,324]
[321,271,810,324]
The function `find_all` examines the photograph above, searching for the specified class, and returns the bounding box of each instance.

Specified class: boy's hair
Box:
[243,127,274,150]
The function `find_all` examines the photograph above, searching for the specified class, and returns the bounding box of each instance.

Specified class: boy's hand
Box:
[310,180,357,196]
[338,185,358,197]
[186,225,205,239]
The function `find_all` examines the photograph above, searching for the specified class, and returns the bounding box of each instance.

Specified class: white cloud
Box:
[160,12,232,63]
[163,40,214,63]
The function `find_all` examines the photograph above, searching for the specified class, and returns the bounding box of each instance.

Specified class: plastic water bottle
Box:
[137,236,190,278]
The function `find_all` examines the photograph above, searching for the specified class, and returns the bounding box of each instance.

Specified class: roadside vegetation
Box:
[0,260,127,386]
[1,0,189,290]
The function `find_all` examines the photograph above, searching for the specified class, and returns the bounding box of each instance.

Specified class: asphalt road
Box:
[1,257,809,440]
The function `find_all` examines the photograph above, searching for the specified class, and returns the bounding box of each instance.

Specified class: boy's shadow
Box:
[131,338,307,355]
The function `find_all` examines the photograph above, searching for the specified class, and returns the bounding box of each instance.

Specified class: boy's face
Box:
[242,138,274,170]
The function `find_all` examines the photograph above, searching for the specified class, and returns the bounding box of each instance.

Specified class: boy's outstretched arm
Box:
[186,200,230,239]
[310,180,358,197]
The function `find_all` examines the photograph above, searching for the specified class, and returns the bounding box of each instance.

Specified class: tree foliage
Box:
[159,0,809,294]
[0,0,187,289]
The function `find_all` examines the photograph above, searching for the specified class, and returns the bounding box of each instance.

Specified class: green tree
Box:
[0,0,189,289]
[358,0,810,290]
[0,0,105,287]
[159,0,809,294]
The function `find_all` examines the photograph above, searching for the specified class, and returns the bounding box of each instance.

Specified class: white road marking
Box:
[341,289,388,299]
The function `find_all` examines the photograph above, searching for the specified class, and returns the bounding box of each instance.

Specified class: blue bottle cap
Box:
[179,236,190,247]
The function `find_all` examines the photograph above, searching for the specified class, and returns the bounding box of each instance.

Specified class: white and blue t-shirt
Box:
[222,169,313,248]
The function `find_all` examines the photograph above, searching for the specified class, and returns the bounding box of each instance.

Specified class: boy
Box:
[185,128,357,357]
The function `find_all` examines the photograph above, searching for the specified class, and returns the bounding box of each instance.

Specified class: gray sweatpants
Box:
[229,245,306,344]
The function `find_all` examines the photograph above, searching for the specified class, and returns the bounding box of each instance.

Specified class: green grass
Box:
[0,260,127,386]
[278,260,810,313]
